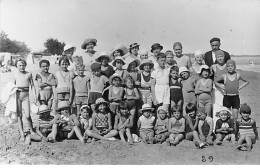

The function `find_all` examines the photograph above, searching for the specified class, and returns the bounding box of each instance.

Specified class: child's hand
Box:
[153,98,158,106]
[135,81,140,85]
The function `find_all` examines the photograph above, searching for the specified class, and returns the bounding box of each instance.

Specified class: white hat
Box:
[194,50,204,57]
[139,104,154,113]
[112,56,126,67]
[63,44,76,53]
[110,44,128,57]
[179,66,189,75]
[80,105,91,111]
[199,65,210,73]
[215,106,232,117]
[95,51,112,63]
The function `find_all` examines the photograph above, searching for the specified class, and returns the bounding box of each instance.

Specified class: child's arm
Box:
[49,114,62,125]
[69,79,74,105]
[29,73,37,103]
[195,80,203,95]
[123,115,134,129]
[70,114,80,127]
[92,114,98,133]
[137,118,141,130]
[252,119,259,140]
[151,78,158,105]
[207,118,214,137]
[198,120,204,137]
[215,119,225,133]
[185,115,196,131]
[238,73,249,91]
[36,116,45,138]
[114,114,119,130]
[177,118,185,133]
[214,74,225,90]
[106,113,113,133]
[87,118,92,130]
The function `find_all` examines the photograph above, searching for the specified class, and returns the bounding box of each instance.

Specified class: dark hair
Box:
[113,49,124,57]
[156,52,166,60]
[171,105,182,113]
[119,101,128,110]
[39,59,50,67]
[170,65,179,73]
[186,103,197,114]
[59,56,70,66]
[200,68,210,75]
[15,58,27,67]
[76,63,85,70]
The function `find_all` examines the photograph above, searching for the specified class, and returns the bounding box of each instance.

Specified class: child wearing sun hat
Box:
[96,51,115,79]
[154,106,169,143]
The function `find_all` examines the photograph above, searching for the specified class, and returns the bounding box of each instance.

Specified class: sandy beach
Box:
[0,64,259,164]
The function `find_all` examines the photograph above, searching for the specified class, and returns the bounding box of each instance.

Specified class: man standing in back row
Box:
[204,37,231,67]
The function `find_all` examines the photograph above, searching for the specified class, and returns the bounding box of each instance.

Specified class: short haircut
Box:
[15,58,27,67]
[156,52,166,60]
[186,103,197,114]
[165,50,174,56]
[58,56,70,66]
[124,75,134,85]
[76,63,85,70]
[171,105,182,113]
[119,101,128,110]
[39,59,50,67]
[173,42,182,49]
[170,65,179,73]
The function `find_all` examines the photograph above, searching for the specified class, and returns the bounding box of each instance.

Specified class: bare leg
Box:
[232,109,238,120]
[72,126,84,143]
[17,98,25,141]
[245,136,253,151]
[126,128,133,144]
[172,134,184,146]
[183,102,188,117]
[85,130,114,141]
[47,99,53,110]
[23,99,36,134]
[104,130,118,138]
[119,129,127,142]
[50,124,59,140]
[216,133,223,145]
[76,104,81,117]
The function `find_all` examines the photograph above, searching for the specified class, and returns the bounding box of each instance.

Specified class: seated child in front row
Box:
[25,105,55,145]
[53,101,85,143]
[236,103,258,151]
[215,107,235,145]
[197,107,214,146]
[167,106,185,146]
[79,105,92,143]
[137,104,156,144]
[114,101,134,144]
[85,98,118,141]
[184,103,205,148]
[154,106,169,144]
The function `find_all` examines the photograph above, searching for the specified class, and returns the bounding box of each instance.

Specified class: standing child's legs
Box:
[76,104,81,117]
[183,102,188,116]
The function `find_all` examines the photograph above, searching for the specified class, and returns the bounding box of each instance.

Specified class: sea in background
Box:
[232,56,260,73]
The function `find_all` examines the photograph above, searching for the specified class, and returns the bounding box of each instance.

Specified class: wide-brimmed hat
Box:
[215,107,232,118]
[128,59,140,68]
[179,66,189,75]
[139,104,154,113]
[151,43,163,52]
[110,44,128,57]
[112,56,126,67]
[139,59,154,70]
[56,101,70,112]
[199,65,210,73]
[109,74,123,85]
[81,38,97,49]
[194,50,204,57]
[157,106,167,113]
[95,51,112,63]
[129,43,140,50]
[63,44,76,54]
[95,98,109,110]
[38,104,51,114]
[80,105,91,111]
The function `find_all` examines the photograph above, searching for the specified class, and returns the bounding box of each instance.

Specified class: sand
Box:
[0,66,259,164]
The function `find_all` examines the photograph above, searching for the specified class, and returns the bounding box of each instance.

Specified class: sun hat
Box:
[128,59,140,67]
[109,74,123,85]
[56,101,70,112]
[80,105,91,111]
[129,43,140,50]
[240,103,251,114]
[90,62,101,71]
[139,59,154,70]
[95,51,112,63]
[81,38,97,49]
[112,56,126,67]
[199,65,210,73]
[226,59,236,67]
[38,104,51,114]
[139,104,154,113]
[179,66,189,75]
[210,37,220,43]
[215,50,225,57]
[63,44,76,54]
[215,106,232,117]
[95,98,109,110]
[151,43,163,52]
[110,44,128,57]
[157,106,167,113]
[194,50,204,57]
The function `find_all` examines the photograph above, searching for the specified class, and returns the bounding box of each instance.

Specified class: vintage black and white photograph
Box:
[0,0,259,165]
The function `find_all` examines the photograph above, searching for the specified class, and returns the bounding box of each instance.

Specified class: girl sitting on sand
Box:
[53,101,86,143]
[236,103,258,151]
[25,105,55,144]
[85,98,118,141]
[114,101,134,144]
[154,106,169,144]
[13,59,37,141]
[36,59,56,110]
[79,105,92,143]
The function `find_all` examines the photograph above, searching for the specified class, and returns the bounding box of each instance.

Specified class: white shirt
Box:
[211,51,216,63]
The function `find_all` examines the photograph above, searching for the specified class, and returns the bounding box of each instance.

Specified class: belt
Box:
[139,87,151,90]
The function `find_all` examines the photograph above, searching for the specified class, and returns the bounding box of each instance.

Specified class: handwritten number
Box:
[202,156,206,162]
[202,156,213,162]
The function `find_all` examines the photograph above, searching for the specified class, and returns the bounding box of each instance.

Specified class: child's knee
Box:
[85,130,92,136]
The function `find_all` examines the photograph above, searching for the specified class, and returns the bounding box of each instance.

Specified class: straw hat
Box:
[179,66,189,75]
[139,59,154,70]
[129,43,140,50]
[95,98,109,110]
[80,105,91,111]
[194,50,204,57]
[199,65,210,73]
[157,106,167,113]
[109,74,123,85]
[215,106,232,117]
[95,51,112,63]
[139,104,154,113]
[81,38,97,49]
[38,104,51,114]
[56,101,70,112]
[110,44,128,57]
[127,59,140,69]
[112,56,126,67]
[63,44,76,53]
[151,43,163,52]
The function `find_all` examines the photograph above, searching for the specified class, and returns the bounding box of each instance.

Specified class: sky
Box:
[0,0,260,55]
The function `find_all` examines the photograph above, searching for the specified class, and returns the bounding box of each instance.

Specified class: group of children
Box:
[9,48,258,151]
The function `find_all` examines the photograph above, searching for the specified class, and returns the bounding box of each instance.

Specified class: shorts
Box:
[89,92,102,104]
[57,92,70,101]
[38,89,53,102]
[75,96,88,105]
[223,95,240,109]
